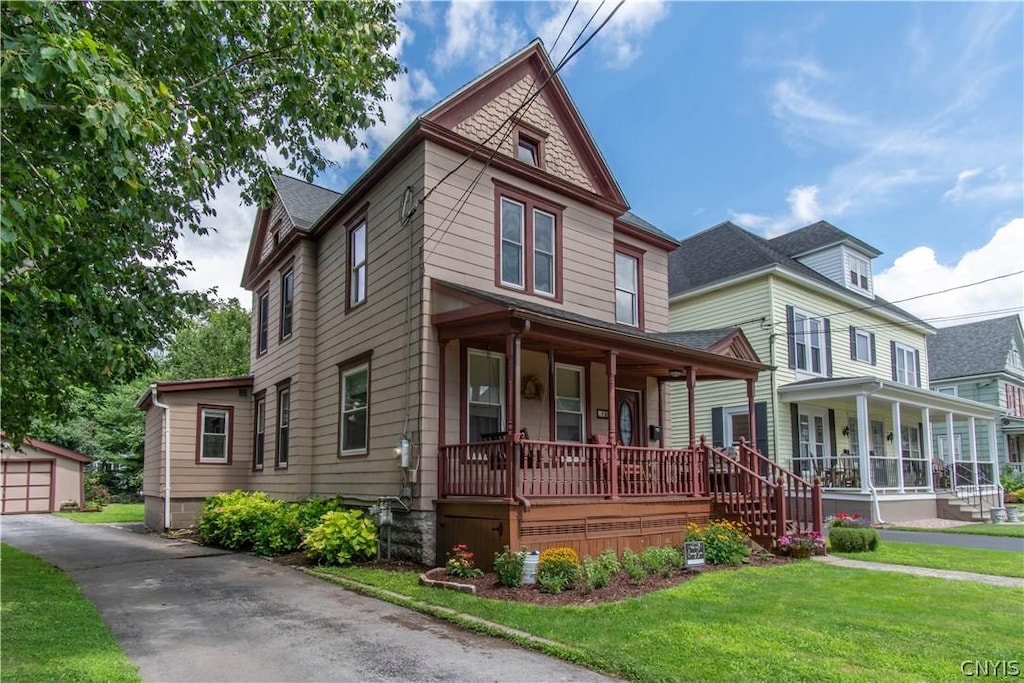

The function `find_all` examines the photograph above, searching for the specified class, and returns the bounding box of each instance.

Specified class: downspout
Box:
[150,384,172,530]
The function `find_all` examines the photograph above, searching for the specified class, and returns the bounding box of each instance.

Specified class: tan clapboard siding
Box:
[309,147,426,502]
[142,406,164,496]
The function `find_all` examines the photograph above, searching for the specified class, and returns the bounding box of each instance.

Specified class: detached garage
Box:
[1,438,91,514]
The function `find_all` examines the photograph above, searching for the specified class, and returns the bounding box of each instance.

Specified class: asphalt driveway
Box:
[1,515,614,682]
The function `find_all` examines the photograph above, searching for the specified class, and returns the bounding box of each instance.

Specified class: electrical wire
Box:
[548,0,580,59]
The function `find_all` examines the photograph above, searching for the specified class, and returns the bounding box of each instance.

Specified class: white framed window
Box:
[848,254,870,291]
[467,350,504,441]
[499,198,525,289]
[554,364,585,442]
[796,409,829,476]
[349,222,367,307]
[533,210,555,296]
[937,434,962,463]
[199,407,230,463]
[894,343,918,386]
[721,406,751,447]
[276,386,290,468]
[1009,341,1022,369]
[852,328,873,363]
[340,363,369,455]
[901,425,921,460]
[871,419,886,456]
[253,397,265,471]
[792,308,827,375]
[614,251,639,326]
[257,290,270,354]
[936,386,958,397]
[280,269,294,340]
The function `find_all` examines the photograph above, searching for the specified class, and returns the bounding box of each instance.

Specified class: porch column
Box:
[606,351,619,500]
[947,412,957,489]
[437,340,447,447]
[856,393,871,493]
[504,333,516,501]
[969,416,979,488]
[746,378,757,452]
[922,407,934,493]
[657,380,665,448]
[988,419,1000,485]
[892,401,905,493]
[686,366,696,449]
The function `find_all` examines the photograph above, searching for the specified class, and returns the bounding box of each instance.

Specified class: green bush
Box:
[581,549,621,591]
[685,520,751,566]
[536,547,580,594]
[493,546,525,588]
[621,548,647,583]
[302,509,377,566]
[1000,465,1024,492]
[641,545,681,578]
[829,526,880,553]
[197,490,288,553]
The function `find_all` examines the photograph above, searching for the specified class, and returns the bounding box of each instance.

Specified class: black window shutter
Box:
[914,350,922,387]
[890,340,898,381]
[711,407,724,448]
[849,326,857,360]
[789,404,800,465]
[824,318,833,377]
[827,409,837,467]
[786,305,796,369]
[869,333,877,366]
[755,402,769,458]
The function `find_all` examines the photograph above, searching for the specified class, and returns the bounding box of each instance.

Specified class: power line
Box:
[548,1,580,58]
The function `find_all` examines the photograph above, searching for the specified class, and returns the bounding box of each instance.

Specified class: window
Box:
[197,406,231,463]
[937,386,958,397]
[494,185,562,300]
[257,289,269,355]
[615,250,639,327]
[1009,341,1022,369]
[349,220,367,308]
[796,409,828,476]
[847,417,860,457]
[276,385,290,468]
[848,254,870,291]
[892,343,919,386]
[517,138,539,165]
[554,365,585,442]
[901,425,921,460]
[340,363,369,455]
[722,406,751,447]
[937,434,962,463]
[850,327,875,364]
[280,269,294,340]
[871,419,885,456]
[253,395,266,471]
[467,350,504,441]
[788,307,830,376]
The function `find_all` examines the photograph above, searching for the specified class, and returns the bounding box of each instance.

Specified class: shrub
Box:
[581,548,621,591]
[829,513,872,528]
[537,547,580,594]
[493,546,525,587]
[829,526,880,553]
[640,545,680,578]
[302,509,377,566]
[621,548,647,583]
[446,544,483,578]
[197,490,287,553]
[776,531,826,558]
[1011,487,1024,502]
[84,470,111,506]
[1000,465,1024,492]
[685,519,751,566]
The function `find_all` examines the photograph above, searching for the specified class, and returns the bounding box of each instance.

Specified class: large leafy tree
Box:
[161,298,250,380]
[1,1,401,441]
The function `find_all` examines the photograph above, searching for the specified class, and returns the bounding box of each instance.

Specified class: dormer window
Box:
[848,254,870,292]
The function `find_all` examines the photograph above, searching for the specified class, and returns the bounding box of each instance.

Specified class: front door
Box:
[615,389,642,446]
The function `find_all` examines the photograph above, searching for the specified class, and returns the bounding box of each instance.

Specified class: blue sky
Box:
[190,1,1023,326]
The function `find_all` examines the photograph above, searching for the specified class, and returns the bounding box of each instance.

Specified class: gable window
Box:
[849,327,875,364]
[787,307,831,376]
[349,220,367,308]
[280,269,294,340]
[467,350,504,441]
[276,384,290,468]
[257,289,270,355]
[339,361,370,456]
[937,386,958,397]
[1010,341,1022,369]
[197,406,232,464]
[554,365,585,442]
[848,254,870,291]
[517,137,539,165]
[891,342,920,387]
[494,184,562,300]
[253,395,266,471]
[610,245,643,327]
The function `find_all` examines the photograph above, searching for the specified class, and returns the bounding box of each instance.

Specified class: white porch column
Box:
[947,411,957,489]
[857,393,871,493]
[969,416,979,487]
[893,401,904,493]
[922,407,934,493]
[988,419,1000,484]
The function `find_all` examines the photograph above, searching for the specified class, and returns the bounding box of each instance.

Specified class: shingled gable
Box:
[928,315,1024,381]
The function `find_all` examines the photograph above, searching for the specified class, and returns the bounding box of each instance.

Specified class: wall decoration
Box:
[522,375,543,400]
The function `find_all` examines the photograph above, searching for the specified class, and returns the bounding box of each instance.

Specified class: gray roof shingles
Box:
[927,315,1023,380]
[767,220,881,258]
[271,174,340,230]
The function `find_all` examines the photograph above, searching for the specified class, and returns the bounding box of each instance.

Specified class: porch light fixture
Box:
[842,426,849,436]
[886,432,894,442]
[668,369,684,378]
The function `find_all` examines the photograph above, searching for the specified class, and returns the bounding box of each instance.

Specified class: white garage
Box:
[1,438,91,514]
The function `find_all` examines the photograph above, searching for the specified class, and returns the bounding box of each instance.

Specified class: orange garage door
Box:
[1,460,54,514]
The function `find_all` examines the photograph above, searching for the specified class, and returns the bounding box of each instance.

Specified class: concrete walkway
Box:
[877,528,1024,551]
[812,555,1024,588]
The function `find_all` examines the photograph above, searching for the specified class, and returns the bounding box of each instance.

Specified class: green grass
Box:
[0,544,140,682]
[55,503,144,524]
[313,562,1022,683]
[886,523,1024,538]
[832,541,1024,577]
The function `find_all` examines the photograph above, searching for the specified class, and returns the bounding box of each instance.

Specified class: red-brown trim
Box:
[0,459,58,514]
[549,357,589,443]
[275,379,291,470]
[256,282,271,356]
[137,377,254,410]
[243,229,306,290]
[493,182,563,303]
[345,207,370,313]
[195,404,235,465]
[279,266,294,342]
[614,241,646,331]
[252,390,267,472]
[513,125,546,170]
[613,219,679,251]
[241,207,273,290]
[337,350,374,457]
[3,437,92,464]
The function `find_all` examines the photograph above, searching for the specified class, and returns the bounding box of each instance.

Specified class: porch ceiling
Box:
[432,281,769,381]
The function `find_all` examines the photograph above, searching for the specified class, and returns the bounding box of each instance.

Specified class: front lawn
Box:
[831,541,1024,577]
[886,523,1024,538]
[0,544,140,682]
[313,562,1021,682]
[55,503,144,524]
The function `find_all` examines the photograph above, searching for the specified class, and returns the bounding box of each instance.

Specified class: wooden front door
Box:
[615,389,642,447]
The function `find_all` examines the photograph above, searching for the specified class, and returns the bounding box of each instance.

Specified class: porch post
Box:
[746,378,757,453]
[686,366,696,449]
[856,393,871,493]
[893,401,904,493]
[657,380,665,448]
[504,333,516,501]
[947,412,957,489]
[437,339,447,448]
[607,351,619,500]
[969,416,979,488]
[922,407,934,493]
[988,419,1000,485]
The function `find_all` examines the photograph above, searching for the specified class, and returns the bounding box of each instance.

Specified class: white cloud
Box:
[943,166,1020,204]
[433,1,525,71]
[731,185,825,237]
[874,218,1024,326]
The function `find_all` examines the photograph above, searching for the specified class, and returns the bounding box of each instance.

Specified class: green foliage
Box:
[161,299,250,380]
[685,520,751,566]
[641,545,682,578]
[1000,465,1024,492]
[493,546,525,588]
[581,549,621,591]
[84,470,111,506]
[537,547,581,594]
[828,527,880,553]
[621,548,648,583]
[196,491,290,555]
[302,510,377,566]
[0,1,401,441]
[445,544,483,578]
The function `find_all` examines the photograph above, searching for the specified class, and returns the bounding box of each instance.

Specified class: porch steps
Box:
[935,492,992,523]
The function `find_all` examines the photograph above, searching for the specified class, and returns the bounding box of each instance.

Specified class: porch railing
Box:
[732,438,823,537]
[940,461,1003,515]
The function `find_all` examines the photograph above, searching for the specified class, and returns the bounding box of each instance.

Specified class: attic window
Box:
[271,220,282,247]
[848,254,870,291]
[517,138,539,165]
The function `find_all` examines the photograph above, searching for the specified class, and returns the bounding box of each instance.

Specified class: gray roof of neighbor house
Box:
[271,174,340,230]
[667,221,932,331]
[768,220,881,258]
[927,315,1024,380]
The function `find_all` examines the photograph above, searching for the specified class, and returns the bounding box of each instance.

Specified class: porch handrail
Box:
[702,437,781,540]
[940,462,1003,517]
[739,437,822,536]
